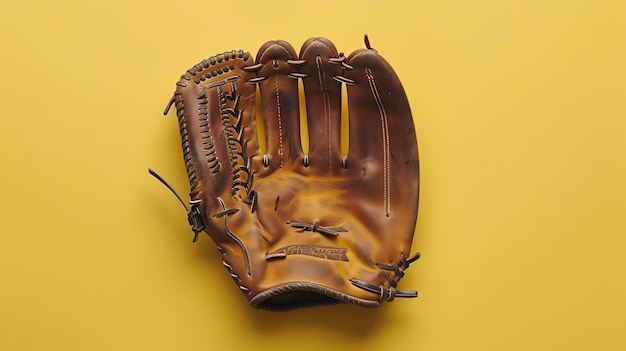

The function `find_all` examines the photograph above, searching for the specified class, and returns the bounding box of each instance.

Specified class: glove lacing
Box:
[350,252,421,302]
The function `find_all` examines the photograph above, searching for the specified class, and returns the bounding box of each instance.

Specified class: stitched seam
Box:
[366,68,390,217]
[315,56,333,173]
[325,92,332,173]
[274,75,284,168]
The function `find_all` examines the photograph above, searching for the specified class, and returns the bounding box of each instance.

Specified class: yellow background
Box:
[1,0,625,350]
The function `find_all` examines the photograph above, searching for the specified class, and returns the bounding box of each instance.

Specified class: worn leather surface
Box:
[165,37,419,310]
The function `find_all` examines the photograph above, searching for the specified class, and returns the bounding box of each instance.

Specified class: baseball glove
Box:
[151,36,420,311]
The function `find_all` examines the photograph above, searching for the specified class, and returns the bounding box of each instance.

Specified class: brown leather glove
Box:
[153,36,420,311]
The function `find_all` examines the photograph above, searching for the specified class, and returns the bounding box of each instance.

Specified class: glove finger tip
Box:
[299,37,338,59]
[256,40,297,64]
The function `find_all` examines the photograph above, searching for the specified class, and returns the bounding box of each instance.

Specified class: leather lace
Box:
[350,252,421,302]
[287,221,347,237]
[148,169,205,242]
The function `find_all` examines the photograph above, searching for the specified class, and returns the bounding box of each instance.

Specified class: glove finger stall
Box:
[341,48,419,217]
[298,37,344,173]
[254,40,303,170]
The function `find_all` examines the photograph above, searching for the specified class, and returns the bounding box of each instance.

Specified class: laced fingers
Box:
[350,252,421,302]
